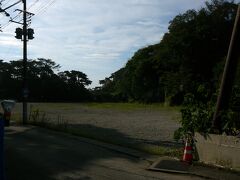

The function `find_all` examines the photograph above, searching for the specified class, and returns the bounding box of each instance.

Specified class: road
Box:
[4,126,203,180]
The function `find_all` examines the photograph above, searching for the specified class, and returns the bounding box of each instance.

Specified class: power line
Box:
[1,0,57,31]
[34,0,56,16]
[2,0,14,7]
[1,0,40,31]
[28,0,40,10]
[29,0,48,13]
[0,0,35,124]
[0,0,21,26]
[1,9,21,30]
[38,0,56,15]
[32,0,50,12]
[1,21,11,29]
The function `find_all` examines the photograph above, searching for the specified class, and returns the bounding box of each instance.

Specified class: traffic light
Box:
[15,28,23,39]
[27,28,34,40]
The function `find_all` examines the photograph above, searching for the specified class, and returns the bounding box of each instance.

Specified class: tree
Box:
[0,59,92,102]
[96,0,238,103]
[58,70,91,87]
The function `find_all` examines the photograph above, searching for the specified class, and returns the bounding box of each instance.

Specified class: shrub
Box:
[174,85,215,140]
[174,85,240,141]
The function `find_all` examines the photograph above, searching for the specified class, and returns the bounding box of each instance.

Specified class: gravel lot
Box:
[12,103,181,147]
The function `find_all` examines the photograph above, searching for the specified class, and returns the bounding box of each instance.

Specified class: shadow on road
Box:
[4,125,153,180]
[68,123,182,148]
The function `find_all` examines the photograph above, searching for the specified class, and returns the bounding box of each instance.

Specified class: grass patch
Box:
[85,102,181,111]
[14,102,181,113]
[29,103,79,111]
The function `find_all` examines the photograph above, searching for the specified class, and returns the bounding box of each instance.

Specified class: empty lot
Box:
[12,103,181,150]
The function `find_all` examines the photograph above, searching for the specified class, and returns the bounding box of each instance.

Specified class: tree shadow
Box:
[67,124,182,149]
[4,125,158,180]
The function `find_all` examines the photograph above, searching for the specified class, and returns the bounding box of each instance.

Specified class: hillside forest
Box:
[0,0,240,106]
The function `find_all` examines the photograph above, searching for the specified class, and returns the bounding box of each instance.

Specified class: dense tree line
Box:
[0,58,92,102]
[1,0,239,104]
[96,0,240,104]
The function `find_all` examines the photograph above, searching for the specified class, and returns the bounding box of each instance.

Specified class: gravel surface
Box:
[12,103,181,147]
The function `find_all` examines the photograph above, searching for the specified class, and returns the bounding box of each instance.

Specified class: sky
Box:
[0,0,219,87]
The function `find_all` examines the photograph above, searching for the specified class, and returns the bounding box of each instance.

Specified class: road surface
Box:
[4,126,202,180]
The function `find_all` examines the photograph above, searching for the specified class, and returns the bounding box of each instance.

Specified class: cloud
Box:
[1,0,210,87]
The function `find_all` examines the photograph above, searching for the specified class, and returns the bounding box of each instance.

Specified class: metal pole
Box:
[0,114,5,180]
[212,5,240,133]
[22,0,28,124]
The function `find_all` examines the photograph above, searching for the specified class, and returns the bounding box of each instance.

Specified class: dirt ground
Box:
[11,103,181,147]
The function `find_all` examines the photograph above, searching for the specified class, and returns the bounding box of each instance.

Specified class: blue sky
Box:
[0,0,219,87]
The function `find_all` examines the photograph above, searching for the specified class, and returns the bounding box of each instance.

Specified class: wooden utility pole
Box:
[212,5,240,133]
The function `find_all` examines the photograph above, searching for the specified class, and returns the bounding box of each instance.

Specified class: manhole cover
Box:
[148,157,190,174]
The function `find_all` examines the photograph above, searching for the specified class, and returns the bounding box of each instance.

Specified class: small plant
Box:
[28,105,69,131]
[220,110,240,136]
[174,84,240,140]
[29,106,40,124]
[56,114,68,130]
[174,85,215,141]
[28,105,49,126]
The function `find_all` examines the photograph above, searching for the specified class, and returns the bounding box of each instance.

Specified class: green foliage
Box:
[223,85,240,135]
[220,110,237,135]
[96,0,238,103]
[175,84,240,140]
[174,85,216,140]
[0,58,92,102]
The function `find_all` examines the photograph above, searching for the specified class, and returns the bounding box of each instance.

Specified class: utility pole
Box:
[1,0,34,124]
[20,0,34,124]
[212,5,240,133]
[22,0,27,124]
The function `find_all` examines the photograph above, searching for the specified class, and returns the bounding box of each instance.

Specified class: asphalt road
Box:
[4,126,203,180]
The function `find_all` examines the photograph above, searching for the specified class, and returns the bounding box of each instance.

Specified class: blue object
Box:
[0,114,5,180]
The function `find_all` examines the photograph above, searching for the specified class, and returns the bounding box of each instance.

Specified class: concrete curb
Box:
[148,157,240,180]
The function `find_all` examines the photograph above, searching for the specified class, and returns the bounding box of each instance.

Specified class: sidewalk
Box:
[54,127,240,180]
[148,156,240,180]
[82,135,240,180]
